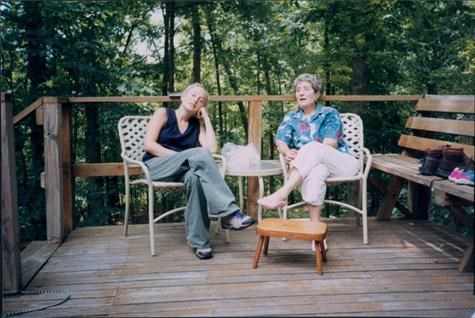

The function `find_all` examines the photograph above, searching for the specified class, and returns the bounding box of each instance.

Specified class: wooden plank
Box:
[247,100,263,221]
[416,96,475,113]
[13,97,67,124]
[398,135,474,158]
[61,104,73,235]
[375,175,404,221]
[21,241,59,288]
[12,97,43,124]
[5,220,473,317]
[458,242,473,273]
[371,154,441,187]
[35,105,44,125]
[1,93,22,291]
[67,95,421,104]
[73,163,141,177]
[447,206,474,229]
[406,117,474,137]
[432,180,475,203]
[43,99,64,244]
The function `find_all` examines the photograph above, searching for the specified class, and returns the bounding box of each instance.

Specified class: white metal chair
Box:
[118,115,229,256]
[277,113,372,244]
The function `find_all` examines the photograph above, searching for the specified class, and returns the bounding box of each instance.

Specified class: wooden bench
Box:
[370,95,474,272]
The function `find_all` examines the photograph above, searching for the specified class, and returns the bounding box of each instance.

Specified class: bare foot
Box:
[257,192,287,210]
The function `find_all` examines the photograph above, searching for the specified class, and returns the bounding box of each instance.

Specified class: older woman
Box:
[143,83,254,260]
[258,74,359,249]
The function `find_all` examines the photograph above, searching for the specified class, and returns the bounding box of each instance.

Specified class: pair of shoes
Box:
[194,247,213,260]
[419,145,467,178]
[435,147,467,178]
[448,166,474,186]
[221,210,255,230]
[311,238,328,252]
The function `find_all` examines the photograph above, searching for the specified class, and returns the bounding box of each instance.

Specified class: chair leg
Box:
[124,180,130,236]
[362,179,368,244]
[148,186,156,256]
[213,218,220,234]
[224,229,230,243]
[263,236,270,256]
[253,235,265,268]
[213,218,231,243]
[315,241,323,275]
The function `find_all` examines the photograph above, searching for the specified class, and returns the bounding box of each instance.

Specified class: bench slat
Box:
[371,154,442,187]
[398,135,474,159]
[406,117,475,137]
[416,97,475,113]
[432,180,475,203]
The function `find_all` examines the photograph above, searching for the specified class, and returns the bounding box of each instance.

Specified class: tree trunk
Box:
[168,0,175,94]
[85,105,103,214]
[23,1,47,192]
[161,2,170,96]
[192,6,201,83]
[324,22,331,99]
[207,17,224,144]
[205,14,248,140]
[351,55,368,114]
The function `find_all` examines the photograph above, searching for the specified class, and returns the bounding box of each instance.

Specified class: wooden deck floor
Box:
[3,218,474,317]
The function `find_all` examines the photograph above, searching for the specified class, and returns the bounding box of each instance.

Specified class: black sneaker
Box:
[221,210,255,230]
[419,147,443,175]
[194,247,213,260]
[435,147,466,178]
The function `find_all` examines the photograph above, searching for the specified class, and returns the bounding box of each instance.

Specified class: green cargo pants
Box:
[145,147,239,249]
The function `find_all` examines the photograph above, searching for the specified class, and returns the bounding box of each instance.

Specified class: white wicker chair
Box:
[118,115,229,256]
[277,113,372,244]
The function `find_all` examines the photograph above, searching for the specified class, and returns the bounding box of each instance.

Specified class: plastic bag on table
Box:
[221,142,260,169]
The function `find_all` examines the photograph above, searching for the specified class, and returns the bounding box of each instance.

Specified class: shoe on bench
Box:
[194,247,213,260]
[221,210,255,230]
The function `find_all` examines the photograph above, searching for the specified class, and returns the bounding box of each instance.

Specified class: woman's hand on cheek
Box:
[196,108,208,120]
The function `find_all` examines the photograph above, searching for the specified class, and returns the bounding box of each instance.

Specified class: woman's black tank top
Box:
[143,108,200,162]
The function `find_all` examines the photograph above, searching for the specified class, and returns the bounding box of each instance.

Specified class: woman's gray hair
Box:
[183,83,209,102]
[292,73,322,94]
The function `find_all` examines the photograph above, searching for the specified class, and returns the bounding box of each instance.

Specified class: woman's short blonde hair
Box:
[292,73,322,94]
[183,83,209,103]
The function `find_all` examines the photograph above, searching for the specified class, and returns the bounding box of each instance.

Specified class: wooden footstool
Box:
[252,218,328,275]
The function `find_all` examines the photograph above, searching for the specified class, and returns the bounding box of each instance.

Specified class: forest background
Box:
[1,0,474,247]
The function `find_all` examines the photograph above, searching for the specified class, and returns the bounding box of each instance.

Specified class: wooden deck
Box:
[3,218,474,317]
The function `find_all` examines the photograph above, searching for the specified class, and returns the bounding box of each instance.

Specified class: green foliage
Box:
[1,0,473,245]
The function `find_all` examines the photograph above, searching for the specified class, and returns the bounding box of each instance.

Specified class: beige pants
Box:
[291,141,360,206]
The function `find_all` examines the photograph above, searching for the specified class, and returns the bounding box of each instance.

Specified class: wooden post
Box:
[43,97,64,243]
[247,100,262,220]
[1,93,22,291]
[407,182,431,219]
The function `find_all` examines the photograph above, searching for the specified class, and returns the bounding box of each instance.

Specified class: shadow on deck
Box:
[3,218,475,317]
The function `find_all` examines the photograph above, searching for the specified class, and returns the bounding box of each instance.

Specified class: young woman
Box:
[143,83,254,260]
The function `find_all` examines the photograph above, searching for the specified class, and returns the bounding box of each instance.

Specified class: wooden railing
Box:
[1,92,423,290]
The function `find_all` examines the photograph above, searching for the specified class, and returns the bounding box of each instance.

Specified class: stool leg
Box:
[263,236,270,256]
[315,241,323,275]
[253,235,265,268]
[320,240,327,262]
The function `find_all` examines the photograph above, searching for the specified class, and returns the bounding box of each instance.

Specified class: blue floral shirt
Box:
[276,103,350,154]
